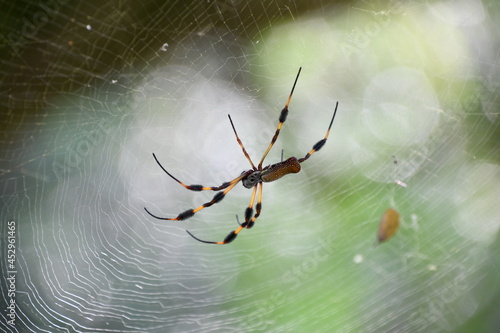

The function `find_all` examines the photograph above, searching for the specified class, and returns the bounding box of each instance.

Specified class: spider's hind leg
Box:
[186,183,263,245]
[186,229,239,245]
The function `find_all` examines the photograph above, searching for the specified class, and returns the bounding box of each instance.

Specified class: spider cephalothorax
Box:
[145,67,339,244]
[242,170,261,189]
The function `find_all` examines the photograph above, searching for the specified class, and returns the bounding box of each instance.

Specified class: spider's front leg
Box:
[297,101,338,164]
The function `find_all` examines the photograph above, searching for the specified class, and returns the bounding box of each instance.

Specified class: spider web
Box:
[1,0,500,332]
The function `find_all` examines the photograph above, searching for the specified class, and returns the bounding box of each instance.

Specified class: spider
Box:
[145,67,339,244]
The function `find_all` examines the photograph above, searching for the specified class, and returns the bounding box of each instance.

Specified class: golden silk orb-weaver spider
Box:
[145,67,339,244]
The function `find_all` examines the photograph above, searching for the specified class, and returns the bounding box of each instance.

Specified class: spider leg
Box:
[186,229,239,244]
[187,183,264,244]
[241,185,257,227]
[186,223,242,244]
[258,67,302,168]
[151,153,231,191]
[297,101,338,163]
[228,115,256,169]
[243,182,262,229]
[144,171,251,221]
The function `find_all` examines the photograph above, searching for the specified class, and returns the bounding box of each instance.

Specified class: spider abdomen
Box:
[261,157,301,183]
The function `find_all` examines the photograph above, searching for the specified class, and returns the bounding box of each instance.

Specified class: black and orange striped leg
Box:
[151,153,232,191]
[187,183,264,245]
[187,221,240,244]
[244,182,263,229]
[297,101,338,164]
[240,184,257,227]
[186,227,239,245]
[233,181,261,228]
[258,67,302,168]
[228,115,256,169]
[187,184,257,244]
[144,171,251,221]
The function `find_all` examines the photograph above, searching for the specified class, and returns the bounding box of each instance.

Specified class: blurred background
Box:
[1,0,499,332]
